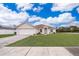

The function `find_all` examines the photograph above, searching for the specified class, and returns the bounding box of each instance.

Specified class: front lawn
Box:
[8,33,79,46]
[0,34,15,38]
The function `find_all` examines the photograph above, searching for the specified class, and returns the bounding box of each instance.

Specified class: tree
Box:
[69,26,77,32]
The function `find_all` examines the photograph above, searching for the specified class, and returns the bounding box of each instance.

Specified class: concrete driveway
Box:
[0,35,30,46]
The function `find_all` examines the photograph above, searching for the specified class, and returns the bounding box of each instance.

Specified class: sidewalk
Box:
[0,47,73,56]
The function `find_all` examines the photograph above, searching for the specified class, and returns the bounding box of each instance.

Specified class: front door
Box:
[44,28,47,34]
[39,29,42,34]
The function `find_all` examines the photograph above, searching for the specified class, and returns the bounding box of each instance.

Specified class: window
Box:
[40,29,42,32]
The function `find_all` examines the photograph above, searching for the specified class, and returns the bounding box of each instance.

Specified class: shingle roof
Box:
[34,24,53,29]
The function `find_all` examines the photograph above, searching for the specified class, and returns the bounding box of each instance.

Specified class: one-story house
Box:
[0,22,56,35]
[34,24,56,34]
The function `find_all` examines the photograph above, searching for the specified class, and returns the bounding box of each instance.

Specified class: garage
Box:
[16,23,38,35]
[16,29,37,35]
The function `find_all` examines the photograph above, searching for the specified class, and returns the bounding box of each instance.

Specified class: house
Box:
[0,22,56,35]
[0,22,38,35]
[16,22,38,35]
[34,24,56,34]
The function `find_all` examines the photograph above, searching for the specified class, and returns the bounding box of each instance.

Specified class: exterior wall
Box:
[53,29,56,33]
[16,28,38,35]
[49,29,53,34]
[42,27,50,34]
[39,28,50,34]
[38,28,52,34]
[41,28,45,34]
[47,29,50,34]
[33,29,39,34]
[40,28,56,34]
[0,29,15,35]
[16,23,39,35]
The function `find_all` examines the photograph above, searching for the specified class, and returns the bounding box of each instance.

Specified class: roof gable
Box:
[16,22,34,29]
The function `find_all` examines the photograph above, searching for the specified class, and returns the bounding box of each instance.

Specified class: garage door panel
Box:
[16,29,37,35]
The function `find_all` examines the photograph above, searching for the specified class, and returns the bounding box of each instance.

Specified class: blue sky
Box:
[0,3,79,27]
[3,3,62,18]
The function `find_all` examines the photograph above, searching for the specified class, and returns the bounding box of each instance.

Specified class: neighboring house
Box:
[16,22,38,35]
[0,26,15,35]
[34,24,56,34]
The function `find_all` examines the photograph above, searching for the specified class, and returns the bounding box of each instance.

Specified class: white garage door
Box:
[16,29,37,35]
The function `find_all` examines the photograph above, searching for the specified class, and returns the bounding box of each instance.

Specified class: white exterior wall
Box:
[40,28,50,34]
[0,29,15,35]
[47,29,50,34]
[53,29,56,33]
[41,29,44,34]
[33,29,39,34]
[16,29,38,35]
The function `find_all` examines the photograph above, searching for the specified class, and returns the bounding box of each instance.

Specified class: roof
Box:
[16,22,34,29]
[34,24,53,29]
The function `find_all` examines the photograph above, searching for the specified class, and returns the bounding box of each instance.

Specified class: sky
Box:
[0,3,79,28]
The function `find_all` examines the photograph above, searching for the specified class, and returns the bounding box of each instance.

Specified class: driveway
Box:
[0,35,30,46]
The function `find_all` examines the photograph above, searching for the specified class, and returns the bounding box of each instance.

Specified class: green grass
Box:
[0,34,15,38]
[8,33,79,46]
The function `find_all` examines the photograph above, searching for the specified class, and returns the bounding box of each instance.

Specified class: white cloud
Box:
[46,13,75,24]
[60,21,79,27]
[69,21,79,27]
[16,3,34,11]
[32,17,49,26]
[39,3,47,5]
[33,13,75,27]
[28,15,41,22]
[77,7,79,13]
[33,20,49,26]
[33,6,43,12]
[51,3,79,12]
[0,4,12,14]
[0,18,7,23]
[0,4,30,27]
[33,22,42,25]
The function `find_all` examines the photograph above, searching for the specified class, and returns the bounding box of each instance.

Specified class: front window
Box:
[40,29,42,32]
